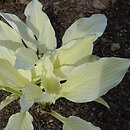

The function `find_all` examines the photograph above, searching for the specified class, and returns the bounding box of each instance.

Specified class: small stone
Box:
[49,119,54,123]
[20,0,29,5]
[92,0,106,9]
[110,43,120,51]
[92,0,117,9]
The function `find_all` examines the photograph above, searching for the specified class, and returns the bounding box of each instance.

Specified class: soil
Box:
[0,0,130,130]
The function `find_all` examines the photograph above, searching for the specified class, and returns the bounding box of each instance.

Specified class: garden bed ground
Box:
[0,0,130,130]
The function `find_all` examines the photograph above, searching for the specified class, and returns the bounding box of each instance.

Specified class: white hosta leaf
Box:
[0,59,29,87]
[0,13,37,51]
[14,47,38,70]
[4,112,34,130]
[18,69,32,81]
[24,0,56,53]
[54,65,75,80]
[0,47,32,81]
[63,116,101,130]
[31,60,44,84]
[42,73,61,95]
[35,92,56,104]
[0,94,18,111]
[0,46,15,65]
[20,96,34,113]
[0,77,8,87]
[42,56,61,95]
[62,58,130,103]
[49,50,59,68]
[59,39,77,50]
[0,21,24,51]
[95,98,109,108]
[62,14,107,44]
[58,35,95,66]
[24,0,44,37]
[38,21,57,53]
[75,55,100,66]
[50,111,100,130]
[20,84,42,112]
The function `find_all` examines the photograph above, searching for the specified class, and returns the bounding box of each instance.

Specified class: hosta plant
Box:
[0,0,130,130]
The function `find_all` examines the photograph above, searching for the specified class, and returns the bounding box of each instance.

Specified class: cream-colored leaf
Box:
[62,14,107,44]
[20,84,42,112]
[0,21,24,51]
[18,69,32,81]
[95,97,109,108]
[75,55,100,66]
[49,50,59,68]
[4,112,34,130]
[0,77,9,87]
[20,95,34,113]
[42,73,61,95]
[0,94,18,111]
[24,0,44,37]
[38,21,57,53]
[31,60,44,84]
[58,35,95,66]
[0,46,15,65]
[24,0,56,53]
[0,59,29,87]
[42,56,61,95]
[62,58,130,103]
[54,65,75,80]
[50,111,100,130]
[0,13,37,51]
[35,92,56,104]
[63,116,101,130]
[0,47,32,86]
[23,84,42,99]
[14,47,38,70]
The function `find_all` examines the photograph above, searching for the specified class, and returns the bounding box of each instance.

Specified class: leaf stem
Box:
[49,110,67,123]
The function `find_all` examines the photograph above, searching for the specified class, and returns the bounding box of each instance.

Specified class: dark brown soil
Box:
[0,0,130,130]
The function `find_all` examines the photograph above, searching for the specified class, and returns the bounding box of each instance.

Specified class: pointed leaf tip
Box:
[62,14,107,44]
[63,116,101,130]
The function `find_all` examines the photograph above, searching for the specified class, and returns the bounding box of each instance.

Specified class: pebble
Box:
[110,43,120,51]
[92,0,118,9]
[49,119,54,123]
[20,0,29,5]
[92,0,106,9]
